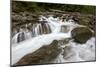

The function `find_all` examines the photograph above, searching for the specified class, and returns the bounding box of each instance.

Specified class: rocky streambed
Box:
[11,11,96,66]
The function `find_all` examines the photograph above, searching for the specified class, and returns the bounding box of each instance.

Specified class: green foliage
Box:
[81,6,96,15]
[12,1,96,15]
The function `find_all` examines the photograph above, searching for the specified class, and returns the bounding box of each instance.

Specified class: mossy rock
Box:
[71,27,93,44]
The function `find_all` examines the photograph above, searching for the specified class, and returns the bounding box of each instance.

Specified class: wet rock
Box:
[60,25,70,33]
[41,23,51,34]
[17,32,25,43]
[71,27,93,44]
[16,40,61,65]
[58,38,72,45]
[62,46,74,59]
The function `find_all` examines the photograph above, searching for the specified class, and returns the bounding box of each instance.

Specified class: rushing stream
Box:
[11,15,95,65]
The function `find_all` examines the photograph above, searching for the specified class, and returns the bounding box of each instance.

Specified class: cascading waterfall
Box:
[12,15,95,65]
[12,20,52,44]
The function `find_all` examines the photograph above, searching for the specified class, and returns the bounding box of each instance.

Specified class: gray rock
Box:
[16,40,61,65]
[62,46,74,60]
[71,27,93,44]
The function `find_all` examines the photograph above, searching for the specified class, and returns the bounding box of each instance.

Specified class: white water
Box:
[53,37,95,63]
[11,16,95,65]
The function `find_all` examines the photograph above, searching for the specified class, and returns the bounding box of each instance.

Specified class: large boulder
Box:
[15,40,61,65]
[71,27,93,44]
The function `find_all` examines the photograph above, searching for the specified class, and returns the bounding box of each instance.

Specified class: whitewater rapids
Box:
[11,16,95,65]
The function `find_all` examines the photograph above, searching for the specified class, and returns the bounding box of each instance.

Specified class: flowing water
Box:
[11,15,95,65]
